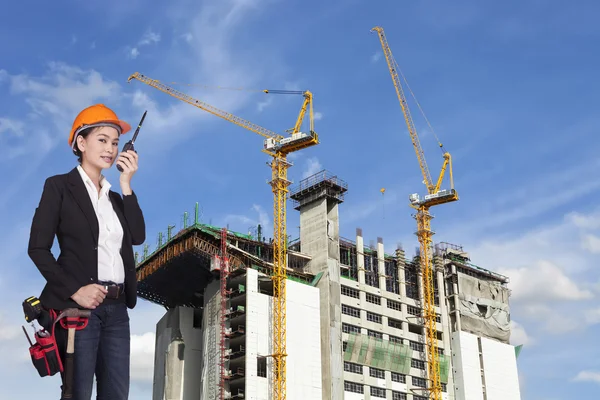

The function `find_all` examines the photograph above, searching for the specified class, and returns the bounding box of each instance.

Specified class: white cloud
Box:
[500,261,593,303]
[0,313,20,341]
[581,234,600,254]
[371,51,382,63]
[509,321,532,346]
[139,30,161,46]
[0,117,25,137]
[302,157,322,179]
[566,209,600,230]
[0,62,126,206]
[130,332,156,382]
[129,47,140,59]
[573,370,600,384]
[454,159,600,235]
[224,204,271,236]
[257,96,273,112]
[128,29,161,59]
[314,111,323,121]
[464,206,600,342]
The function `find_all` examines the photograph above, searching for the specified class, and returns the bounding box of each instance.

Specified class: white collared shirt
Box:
[77,165,125,284]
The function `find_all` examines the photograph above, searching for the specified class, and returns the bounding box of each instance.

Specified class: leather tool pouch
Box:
[29,330,63,377]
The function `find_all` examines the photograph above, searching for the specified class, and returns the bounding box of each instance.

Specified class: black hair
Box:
[72,126,99,164]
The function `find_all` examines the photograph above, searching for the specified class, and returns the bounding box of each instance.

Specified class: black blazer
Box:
[28,167,146,311]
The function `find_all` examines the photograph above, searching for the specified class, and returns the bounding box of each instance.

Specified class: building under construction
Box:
[135,170,522,400]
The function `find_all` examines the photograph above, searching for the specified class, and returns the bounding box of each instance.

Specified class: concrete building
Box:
[134,170,522,400]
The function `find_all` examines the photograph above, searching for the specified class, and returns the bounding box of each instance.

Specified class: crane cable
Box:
[161,82,305,96]
[390,57,446,154]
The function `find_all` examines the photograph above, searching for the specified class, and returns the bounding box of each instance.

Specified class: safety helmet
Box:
[68,104,131,149]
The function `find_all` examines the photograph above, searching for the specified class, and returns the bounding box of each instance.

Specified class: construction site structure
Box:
[128,72,319,400]
[371,26,459,400]
[135,170,521,400]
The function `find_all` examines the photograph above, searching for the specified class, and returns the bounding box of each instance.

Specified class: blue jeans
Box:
[61,302,131,400]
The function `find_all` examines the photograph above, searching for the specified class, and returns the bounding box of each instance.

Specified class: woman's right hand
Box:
[71,284,109,309]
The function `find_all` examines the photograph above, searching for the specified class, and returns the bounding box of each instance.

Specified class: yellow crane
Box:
[371,26,458,400]
[128,72,319,400]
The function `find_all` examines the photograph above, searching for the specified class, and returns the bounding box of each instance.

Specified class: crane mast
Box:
[371,26,458,400]
[128,72,319,400]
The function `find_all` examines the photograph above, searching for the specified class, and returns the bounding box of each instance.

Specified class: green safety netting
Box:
[344,333,412,374]
[438,354,450,383]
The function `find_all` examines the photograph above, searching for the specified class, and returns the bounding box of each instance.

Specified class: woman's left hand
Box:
[117,150,138,188]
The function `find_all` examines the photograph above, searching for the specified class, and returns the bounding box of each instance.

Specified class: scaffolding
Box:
[219,227,230,400]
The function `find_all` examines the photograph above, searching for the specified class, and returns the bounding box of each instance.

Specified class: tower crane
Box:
[128,72,319,400]
[371,26,458,400]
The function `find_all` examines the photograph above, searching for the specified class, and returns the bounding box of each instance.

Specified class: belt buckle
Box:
[106,285,119,299]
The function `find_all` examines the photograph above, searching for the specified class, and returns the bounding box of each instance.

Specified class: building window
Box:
[341,285,360,299]
[389,335,403,344]
[407,305,420,316]
[257,357,267,378]
[412,376,427,388]
[342,341,348,351]
[344,361,363,374]
[388,318,402,330]
[391,372,406,383]
[411,358,425,370]
[408,323,423,336]
[368,330,383,339]
[367,312,382,324]
[409,341,424,353]
[342,304,361,318]
[387,299,402,312]
[366,293,381,305]
[392,392,407,400]
[370,367,385,379]
[442,383,447,392]
[344,381,364,394]
[370,386,386,398]
[342,323,361,334]
[414,396,427,400]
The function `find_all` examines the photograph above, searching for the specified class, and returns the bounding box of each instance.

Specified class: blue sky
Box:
[1,0,599,398]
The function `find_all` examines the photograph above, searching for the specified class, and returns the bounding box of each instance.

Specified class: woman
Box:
[28,104,146,400]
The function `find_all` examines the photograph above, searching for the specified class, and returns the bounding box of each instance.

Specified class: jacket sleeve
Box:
[28,178,82,300]
[122,191,146,245]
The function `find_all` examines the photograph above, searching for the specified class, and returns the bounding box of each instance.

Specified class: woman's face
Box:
[78,126,120,171]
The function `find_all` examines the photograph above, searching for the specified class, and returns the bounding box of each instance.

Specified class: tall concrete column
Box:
[376,238,386,290]
[289,171,348,400]
[395,247,407,299]
[356,229,365,285]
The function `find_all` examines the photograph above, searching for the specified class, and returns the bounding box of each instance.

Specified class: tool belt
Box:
[22,298,89,378]
[26,309,64,377]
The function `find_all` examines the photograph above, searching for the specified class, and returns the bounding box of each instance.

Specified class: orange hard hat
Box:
[68,104,131,149]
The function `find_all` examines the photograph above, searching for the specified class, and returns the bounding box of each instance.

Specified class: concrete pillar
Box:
[290,173,347,400]
[376,237,386,290]
[356,229,365,285]
[152,306,204,400]
[395,248,409,340]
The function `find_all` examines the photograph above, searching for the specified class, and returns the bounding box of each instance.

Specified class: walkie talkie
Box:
[117,110,147,172]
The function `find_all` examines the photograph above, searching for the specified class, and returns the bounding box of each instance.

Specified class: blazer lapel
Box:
[67,167,99,244]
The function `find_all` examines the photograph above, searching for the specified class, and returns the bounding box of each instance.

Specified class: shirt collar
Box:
[77,165,112,196]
